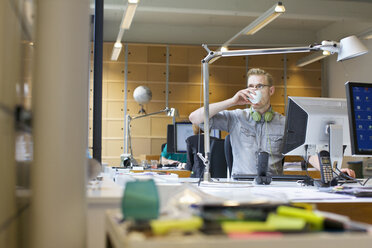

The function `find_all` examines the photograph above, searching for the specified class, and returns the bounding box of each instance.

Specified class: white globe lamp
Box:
[133,86,152,113]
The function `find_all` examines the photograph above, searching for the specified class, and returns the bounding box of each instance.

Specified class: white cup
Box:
[249,90,262,104]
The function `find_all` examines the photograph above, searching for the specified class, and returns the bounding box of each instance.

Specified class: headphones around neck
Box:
[250,107,274,122]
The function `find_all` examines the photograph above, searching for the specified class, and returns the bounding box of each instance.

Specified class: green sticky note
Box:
[121,179,159,220]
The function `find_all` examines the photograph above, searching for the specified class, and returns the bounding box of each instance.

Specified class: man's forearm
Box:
[189,98,235,124]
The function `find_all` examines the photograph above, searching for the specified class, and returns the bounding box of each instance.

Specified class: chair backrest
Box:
[224,134,233,176]
[161,143,166,153]
[210,139,228,178]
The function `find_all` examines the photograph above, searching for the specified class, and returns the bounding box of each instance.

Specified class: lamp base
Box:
[120,153,136,168]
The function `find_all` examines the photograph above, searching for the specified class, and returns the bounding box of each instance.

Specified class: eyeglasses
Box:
[247,84,271,90]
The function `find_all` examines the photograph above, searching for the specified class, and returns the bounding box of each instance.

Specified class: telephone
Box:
[317,150,338,187]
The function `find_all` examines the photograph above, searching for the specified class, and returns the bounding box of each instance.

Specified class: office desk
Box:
[284,169,320,178]
[131,169,317,179]
[130,168,191,178]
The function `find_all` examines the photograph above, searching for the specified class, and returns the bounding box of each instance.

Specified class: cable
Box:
[362,177,372,186]
[335,167,372,187]
[335,167,363,186]
[0,102,14,116]
[0,202,30,235]
[8,0,33,41]
[198,165,204,186]
[265,119,279,175]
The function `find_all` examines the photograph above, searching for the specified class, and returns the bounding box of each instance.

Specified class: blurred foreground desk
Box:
[89,175,372,248]
[103,179,372,248]
[105,208,372,248]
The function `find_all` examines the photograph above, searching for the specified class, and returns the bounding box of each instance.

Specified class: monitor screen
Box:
[175,122,194,153]
[171,122,221,153]
[282,96,351,157]
[345,82,372,156]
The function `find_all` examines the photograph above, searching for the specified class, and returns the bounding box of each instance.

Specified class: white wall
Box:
[325,39,372,98]
[317,21,372,98]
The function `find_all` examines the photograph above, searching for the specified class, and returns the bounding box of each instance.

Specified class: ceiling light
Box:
[120,0,139,29]
[220,46,228,52]
[219,2,285,62]
[242,2,285,35]
[116,29,125,42]
[357,27,372,40]
[323,50,331,56]
[111,42,122,61]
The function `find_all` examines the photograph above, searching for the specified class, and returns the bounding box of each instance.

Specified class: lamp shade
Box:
[337,35,368,61]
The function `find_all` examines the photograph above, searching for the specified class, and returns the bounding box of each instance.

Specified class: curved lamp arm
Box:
[124,107,178,166]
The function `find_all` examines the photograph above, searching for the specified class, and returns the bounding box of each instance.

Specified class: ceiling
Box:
[90,0,372,47]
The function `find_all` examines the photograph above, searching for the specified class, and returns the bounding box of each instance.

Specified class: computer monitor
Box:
[167,122,221,153]
[345,82,372,156]
[282,96,351,169]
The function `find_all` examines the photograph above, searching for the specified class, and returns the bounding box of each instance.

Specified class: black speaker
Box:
[254,151,272,185]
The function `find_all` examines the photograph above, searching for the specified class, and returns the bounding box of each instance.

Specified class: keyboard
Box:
[232,174,312,182]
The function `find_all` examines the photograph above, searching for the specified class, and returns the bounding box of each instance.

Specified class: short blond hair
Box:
[192,124,202,135]
[247,68,273,86]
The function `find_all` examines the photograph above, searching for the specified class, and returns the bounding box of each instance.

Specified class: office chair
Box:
[186,134,218,178]
[210,139,228,178]
[224,134,233,177]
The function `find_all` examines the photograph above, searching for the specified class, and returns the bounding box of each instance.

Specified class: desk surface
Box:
[88,174,372,221]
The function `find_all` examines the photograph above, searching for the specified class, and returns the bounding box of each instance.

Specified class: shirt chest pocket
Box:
[266,135,283,154]
[240,126,257,146]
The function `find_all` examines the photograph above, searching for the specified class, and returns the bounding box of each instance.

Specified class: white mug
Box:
[249,90,262,104]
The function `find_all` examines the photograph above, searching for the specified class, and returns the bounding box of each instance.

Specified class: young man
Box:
[189,68,356,178]
[189,68,285,175]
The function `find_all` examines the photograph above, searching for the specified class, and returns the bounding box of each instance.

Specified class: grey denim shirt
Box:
[206,108,286,175]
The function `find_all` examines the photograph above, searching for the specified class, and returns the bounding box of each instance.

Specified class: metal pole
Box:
[92,0,103,163]
[283,54,288,113]
[124,44,128,153]
[166,45,169,108]
[202,61,211,182]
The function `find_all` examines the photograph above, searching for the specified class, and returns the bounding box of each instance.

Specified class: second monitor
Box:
[167,122,221,153]
[282,96,351,170]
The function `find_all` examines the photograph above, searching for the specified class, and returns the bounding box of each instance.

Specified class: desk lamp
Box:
[199,35,368,182]
[123,105,178,167]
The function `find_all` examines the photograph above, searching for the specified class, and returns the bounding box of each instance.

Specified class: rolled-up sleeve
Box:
[199,110,238,133]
